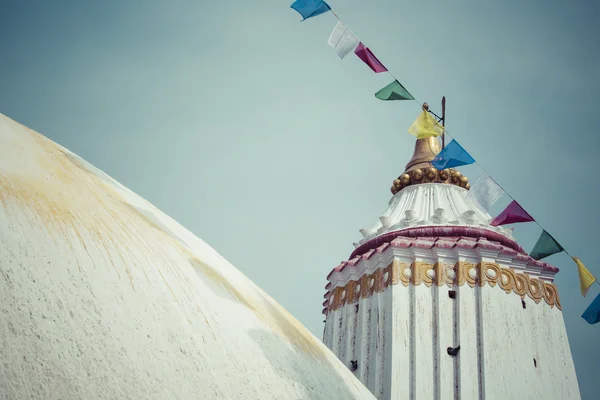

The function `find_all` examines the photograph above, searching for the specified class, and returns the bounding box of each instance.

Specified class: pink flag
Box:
[490,200,535,226]
[354,42,387,73]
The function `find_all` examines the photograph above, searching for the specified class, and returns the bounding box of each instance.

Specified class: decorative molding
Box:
[391,168,470,195]
[350,227,526,260]
[323,261,561,314]
[346,229,559,276]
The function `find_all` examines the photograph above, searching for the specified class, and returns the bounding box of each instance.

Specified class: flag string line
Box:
[321,6,595,276]
[442,131,587,271]
[327,7,405,94]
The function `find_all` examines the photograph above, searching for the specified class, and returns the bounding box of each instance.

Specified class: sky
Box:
[1,0,599,397]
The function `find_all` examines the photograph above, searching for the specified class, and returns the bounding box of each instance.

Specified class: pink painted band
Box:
[350,226,525,259]
[328,226,559,280]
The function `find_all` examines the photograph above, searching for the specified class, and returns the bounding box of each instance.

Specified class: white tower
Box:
[322,136,581,399]
[0,113,376,400]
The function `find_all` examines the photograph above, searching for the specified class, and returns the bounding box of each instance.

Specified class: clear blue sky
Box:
[1,0,599,397]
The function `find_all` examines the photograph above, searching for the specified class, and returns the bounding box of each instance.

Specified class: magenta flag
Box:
[354,42,387,73]
[490,200,535,226]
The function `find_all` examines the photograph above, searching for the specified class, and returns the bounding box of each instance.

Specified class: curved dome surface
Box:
[0,114,375,400]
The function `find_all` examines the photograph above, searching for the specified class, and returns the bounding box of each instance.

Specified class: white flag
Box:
[466,174,504,212]
[327,21,359,59]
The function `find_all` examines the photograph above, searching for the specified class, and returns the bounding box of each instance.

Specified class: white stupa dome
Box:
[0,114,375,400]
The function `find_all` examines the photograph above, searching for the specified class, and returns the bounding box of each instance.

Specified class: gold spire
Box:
[390,102,470,195]
[404,136,442,172]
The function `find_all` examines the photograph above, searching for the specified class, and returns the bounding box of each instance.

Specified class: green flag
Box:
[375,80,414,101]
[530,230,563,260]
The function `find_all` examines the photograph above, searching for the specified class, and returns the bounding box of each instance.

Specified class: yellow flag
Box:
[408,110,444,139]
[573,256,596,296]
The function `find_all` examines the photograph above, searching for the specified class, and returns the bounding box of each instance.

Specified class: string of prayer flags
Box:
[573,257,596,297]
[375,80,414,101]
[431,139,475,170]
[582,292,600,324]
[288,0,598,316]
[354,43,388,73]
[328,21,359,59]
[490,200,535,226]
[529,230,564,260]
[291,0,330,21]
[408,110,445,139]
[466,174,504,212]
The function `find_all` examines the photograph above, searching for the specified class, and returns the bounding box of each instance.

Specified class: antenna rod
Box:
[441,96,446,149]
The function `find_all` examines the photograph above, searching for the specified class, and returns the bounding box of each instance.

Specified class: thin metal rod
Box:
[428,110,442,120]
[441,96,446,149]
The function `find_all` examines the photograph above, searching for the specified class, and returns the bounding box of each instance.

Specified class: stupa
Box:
[322,124,581,398]
[0,113,376,400]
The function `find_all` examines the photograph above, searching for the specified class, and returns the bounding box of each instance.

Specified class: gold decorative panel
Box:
[324,261,561,314]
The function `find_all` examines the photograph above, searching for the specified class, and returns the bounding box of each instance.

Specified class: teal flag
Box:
[529,230,563,260]
[290,0,330,21]
[375,80,414,101]
[582,292,600,324]
[431,139,475,170]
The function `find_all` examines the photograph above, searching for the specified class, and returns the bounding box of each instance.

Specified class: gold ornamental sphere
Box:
[426,167,437,180]
[412,168,423,181]
[451,171,462,183]
[400,174,411,184]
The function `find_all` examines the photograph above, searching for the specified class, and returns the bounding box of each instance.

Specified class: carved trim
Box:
[323,261,561,314]
[391,168,470,195]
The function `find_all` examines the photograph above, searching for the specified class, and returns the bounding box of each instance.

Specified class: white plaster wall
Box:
[390,279,410,399]
[457,283,480,400]
[481,286,537,397]
[323,291,392,398]
[481,288,579,399]
[0,114,376,400]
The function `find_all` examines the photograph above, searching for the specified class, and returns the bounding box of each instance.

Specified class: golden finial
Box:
[388,98,470,194]
[404,135,441,171]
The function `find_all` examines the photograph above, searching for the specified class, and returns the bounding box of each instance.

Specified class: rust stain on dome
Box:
[0,118,330,362]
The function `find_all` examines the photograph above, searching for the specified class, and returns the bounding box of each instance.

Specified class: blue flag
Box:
[431,139,475,170]
[291,0,331,21]
[582,292,600,324]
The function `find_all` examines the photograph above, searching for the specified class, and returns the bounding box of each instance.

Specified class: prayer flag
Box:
[291,0,330,21]
[490,200,534,226]
[354,43,387,73]
[466,174,503,212]
[529,230,563,260]
[582,292,600,324]
[375,80,414,101]
[408,110,444,139]
[431,139,475,170]
[573,257,596,297]
[327,21,359,59]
